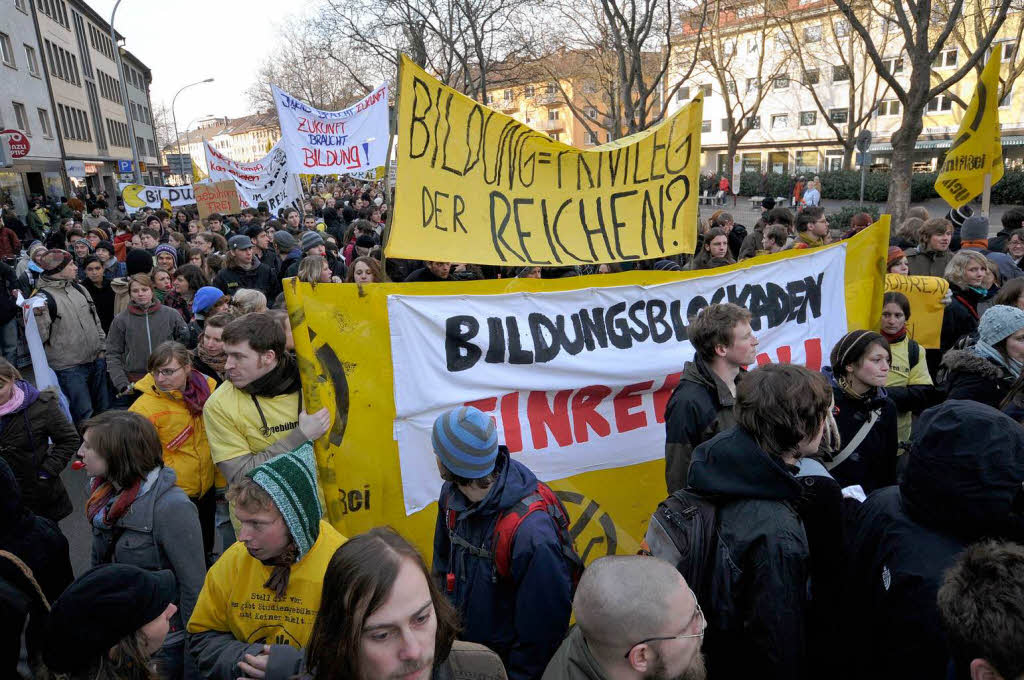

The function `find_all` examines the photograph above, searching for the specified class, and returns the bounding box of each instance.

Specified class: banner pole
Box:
[982,172,992,216]
[380,52,403,272]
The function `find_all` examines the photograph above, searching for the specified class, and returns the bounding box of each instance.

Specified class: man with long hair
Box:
[305,527,507,680]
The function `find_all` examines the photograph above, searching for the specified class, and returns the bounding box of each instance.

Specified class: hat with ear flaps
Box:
[246,442,323,561]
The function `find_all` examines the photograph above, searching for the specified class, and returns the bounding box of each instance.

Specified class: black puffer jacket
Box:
[687,426,809,680]
[213,261,281,300]
[842,401,1024,680]
[940,348,1016,410]
[0,381,80,521]
[930,283,985,376]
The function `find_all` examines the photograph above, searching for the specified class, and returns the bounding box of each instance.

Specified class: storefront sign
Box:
[0,130,30,159]
[64,160,86,178]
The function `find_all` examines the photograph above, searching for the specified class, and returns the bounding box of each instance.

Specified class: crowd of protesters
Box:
[1,179,1024,680]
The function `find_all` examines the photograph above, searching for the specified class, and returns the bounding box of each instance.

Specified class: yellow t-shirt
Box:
[885,336,933,443]
[203,380,301,466]
[187,520,345,648]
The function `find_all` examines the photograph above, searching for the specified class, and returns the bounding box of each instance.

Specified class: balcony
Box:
[496,98,518,112]
[535,118,564,132]
[534,92,562,106]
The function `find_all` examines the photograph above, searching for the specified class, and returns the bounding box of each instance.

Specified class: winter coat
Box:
[987,227,1017,253]
[0,226,19,258]
[738,224,764,261]
[0,381,79,521]
[940,348,1016,410]
[82,277,116,333]
[0,262,18,325]
[727,223,747,260]
[105,302,188,391]
[110,276,132,316]
[91,466,206,652]
[33,276,105,370]
[822,367,899,493]
[662,356,738,493]
[0,456,73,604]
[432,451,574,680]
[213,261,280,300]
[129,372,218,499]
[843,400,1024,679]
[939,283,984,357]
[687,425,810,680]
[541,626,610,680]
[905,247,952,277]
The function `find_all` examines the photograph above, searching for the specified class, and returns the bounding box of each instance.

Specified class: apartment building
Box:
[1,0,160,210]
[666,0,1024,176]
[164,112,282,182]
[0,0,64,214]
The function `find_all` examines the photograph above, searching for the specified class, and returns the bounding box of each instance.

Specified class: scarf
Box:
[974,340,1023,380]
[880,327,907,344]
[797,231,825,248]
[261,542,299,600]
[154,288,168,302]
[181,369,212,415]
[194,340,227,378]
[86,476,142,526]
[128,300,162,315]
[242,353,302,398]
[0,384,25,416]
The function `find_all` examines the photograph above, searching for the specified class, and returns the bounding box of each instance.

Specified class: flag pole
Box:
[982,172,992,216]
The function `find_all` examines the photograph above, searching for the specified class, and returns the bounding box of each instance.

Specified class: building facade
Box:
[665,0,1024,177]
[163,111,281,183]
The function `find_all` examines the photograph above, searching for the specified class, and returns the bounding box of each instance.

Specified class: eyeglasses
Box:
[153,365,184,378]
[623,588,707,658]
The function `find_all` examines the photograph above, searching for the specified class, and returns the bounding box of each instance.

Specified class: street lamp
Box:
[172,78,214,185]
[109,0,142,184]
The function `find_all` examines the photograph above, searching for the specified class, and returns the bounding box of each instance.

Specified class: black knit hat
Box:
[830,330,888,375]
[125,248,153,276]
[44,565,176,673]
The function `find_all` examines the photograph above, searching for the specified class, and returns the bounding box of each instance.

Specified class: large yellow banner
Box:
[385,54,703,267]
[288,222,888,563]
[935,53,1004,207]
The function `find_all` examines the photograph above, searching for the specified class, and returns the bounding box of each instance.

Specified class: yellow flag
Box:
[385,54,703,267]
[191,158,207,182]
[935,53,1004,207]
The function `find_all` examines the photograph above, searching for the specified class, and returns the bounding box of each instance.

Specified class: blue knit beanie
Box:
[432,406,499,478]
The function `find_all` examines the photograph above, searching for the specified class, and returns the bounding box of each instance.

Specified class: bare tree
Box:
[831,0,1014,221]
[945,0,1024,107]
[151,102,177,156]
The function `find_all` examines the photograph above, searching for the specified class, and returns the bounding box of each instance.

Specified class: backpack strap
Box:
[908,339,920,369]
[493,483,583,582]
[824,408,881,471]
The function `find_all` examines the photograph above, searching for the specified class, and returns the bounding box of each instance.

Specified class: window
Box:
[796,150,818,174]
[773,75,790,89]
[877,99,901,116]
[800,110,816,126]
[585,106,598,120]
[37,108,52,137]
[701,83,712,96]
[523,85,535,97]
[584,130,599,145]
[804,25,821,42]
[747,37,758,53]
[1001,87,1013,108]
[926,94,953,112]
[803,69,820,85]
[746,115,761,129]
[701,120,712,133]
[38,0,70,29]
[0,33,14,67]
[882,56,904,74]
[829,108,849,123]
[833,65,851,82]
[549,132,560,141]
[15,0,27,12]
[726,80,737,94]
[503,89,512,101]
[933,48,957,68]
[721,118,730,131]
[676,86,690,101]
[581,81,597,94]
[990,41,1015,64]
[548,109,560,120]
[746,77,760,93]
[106,118,130,147]
[24,45,38,76]
[545,82,557,94]
[13,102,29,133]
[771,114,789,129]
[835,19,850,37]
[56,104,91,142]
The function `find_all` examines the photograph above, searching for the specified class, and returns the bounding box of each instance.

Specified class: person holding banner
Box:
[880,293,937,444]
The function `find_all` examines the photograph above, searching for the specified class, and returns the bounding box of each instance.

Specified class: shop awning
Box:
[870,135,1024,152]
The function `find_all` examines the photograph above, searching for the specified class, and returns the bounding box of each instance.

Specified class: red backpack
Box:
[444,481,584,593]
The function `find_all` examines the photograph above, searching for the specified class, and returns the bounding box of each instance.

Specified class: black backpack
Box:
[641,489,723,608]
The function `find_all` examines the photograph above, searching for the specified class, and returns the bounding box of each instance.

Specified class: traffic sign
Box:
[117,160,134,173]
[856,130,872,153]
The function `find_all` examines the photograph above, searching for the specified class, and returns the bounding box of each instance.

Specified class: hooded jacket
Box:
[0,457,73,604]
[905,247,953,277]
[0,381,79,521]
[687,426,809,680]
[663,355,738,494]
[213,260,280,300]
[940,347,1016,410]
[843,401,1024,679]
[432,451,574,680]
[129,372,218,499]
[105,302,188,391]
[541,626,611,680]
[822,367,899,493]
[34,275,105,370]
[91,466,206,652]
[109,276,132,316]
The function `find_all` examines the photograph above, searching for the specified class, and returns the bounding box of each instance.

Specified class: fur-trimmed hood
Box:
[940,348,1008,381]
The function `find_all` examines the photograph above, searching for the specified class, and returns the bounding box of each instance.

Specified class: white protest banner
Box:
[273,83,389,175]
[387,244,848,514]
[119,183,195,210]
[204,140,301,213]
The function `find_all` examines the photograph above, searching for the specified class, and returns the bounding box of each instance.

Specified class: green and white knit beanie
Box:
[246,443,323,561]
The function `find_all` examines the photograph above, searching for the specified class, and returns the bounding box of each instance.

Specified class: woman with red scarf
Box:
[79,409,205,680]
[130,341,219,561]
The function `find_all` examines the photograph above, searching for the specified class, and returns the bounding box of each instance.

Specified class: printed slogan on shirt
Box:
[385,54,704,267]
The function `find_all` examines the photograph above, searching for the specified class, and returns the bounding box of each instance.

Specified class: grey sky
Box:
[90,0,293,136]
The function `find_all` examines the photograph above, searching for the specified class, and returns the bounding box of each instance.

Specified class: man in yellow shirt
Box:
[187,444,345,680]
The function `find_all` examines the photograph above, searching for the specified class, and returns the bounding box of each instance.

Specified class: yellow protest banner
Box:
[385,54,703,267]
[935,53,1004,207]
[884,273,948,349]
[287,221,889,562]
